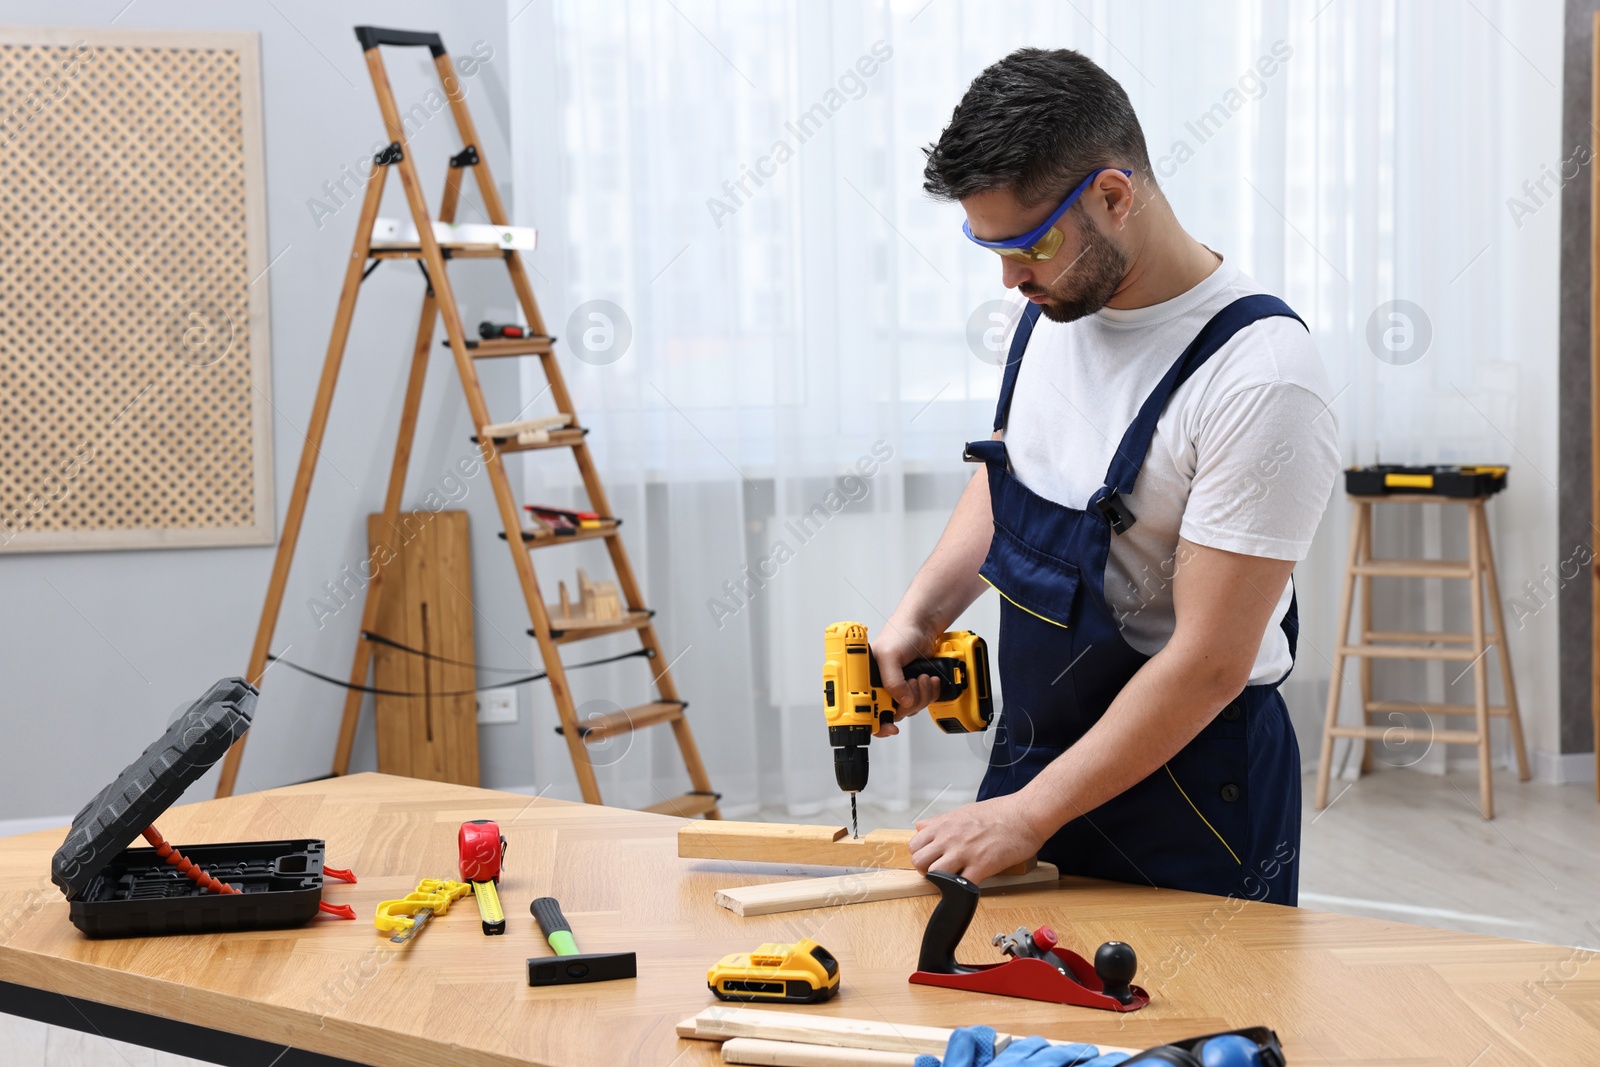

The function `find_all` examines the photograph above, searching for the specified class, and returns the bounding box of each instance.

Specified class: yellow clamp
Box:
[374,878,472,937]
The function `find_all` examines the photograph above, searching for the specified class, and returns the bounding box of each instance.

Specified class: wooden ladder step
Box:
[1365,699,1513,718]
[369,243,507,259]
[529,610,654,645]
[499,522,621,548]
[556,700,686,742]
[641,791,723,818]
[1328,724,1483,745]
[1336,643,1482,661]
[1350,560,1473,579]
[1362,629,1477,644]
[445,337,555,358]
[471,428,588,452]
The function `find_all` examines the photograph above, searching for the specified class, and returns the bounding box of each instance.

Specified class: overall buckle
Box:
[1096,491,1136,534]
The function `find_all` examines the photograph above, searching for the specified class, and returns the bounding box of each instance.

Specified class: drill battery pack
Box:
[1344,464,1507,498]
[50,678,332,938]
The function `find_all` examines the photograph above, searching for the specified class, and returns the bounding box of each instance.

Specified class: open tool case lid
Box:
[51,677,258,901]
[48,677,329,938]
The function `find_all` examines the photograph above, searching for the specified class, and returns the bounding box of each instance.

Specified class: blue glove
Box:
[914,1028,1129,1067]
[914,1025,997,1067]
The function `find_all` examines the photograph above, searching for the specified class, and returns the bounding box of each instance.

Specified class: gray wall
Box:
[1560,0,1600,757]
[0,0,540,820]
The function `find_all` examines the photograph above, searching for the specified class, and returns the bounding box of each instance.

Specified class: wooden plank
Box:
[678,1009,1139,1059]
[367,510,479,786]
[715,863,1059,916]
[721,1038,913,1066]
[676,1008,982,1056]
[679,821,1033,874]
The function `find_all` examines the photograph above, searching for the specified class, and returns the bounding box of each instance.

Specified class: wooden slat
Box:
[480,428,589,453]
[1351,560,1473,579]
[536,610,654,645]
[677,1009,985,1056]
[566,700,685,741]
[1328,726,1482,745]
[1337,643,1481,661]
[369,243,506,258]
[679,821,1034,875]
[641,791,722,817]
[1365,700,1512,718]
[714,863,1059,917]
[720,1038,914,1067]
[1363,629,1477,644]
[507,521,620,547]
[448,337,555,358]
[677,1009,1139,1059]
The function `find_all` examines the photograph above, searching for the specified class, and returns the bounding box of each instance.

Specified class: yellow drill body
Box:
[822,621,993,807]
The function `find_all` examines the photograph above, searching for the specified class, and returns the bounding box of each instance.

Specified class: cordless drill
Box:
[822,621,993,837]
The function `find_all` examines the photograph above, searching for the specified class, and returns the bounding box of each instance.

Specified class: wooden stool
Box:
[1314,494,1529,819]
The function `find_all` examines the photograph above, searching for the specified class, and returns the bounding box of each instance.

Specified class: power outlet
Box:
[477,687,518,725]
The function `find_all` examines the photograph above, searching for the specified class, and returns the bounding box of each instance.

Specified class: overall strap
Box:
[1098,294,1306,516]
[993,302,1044,431]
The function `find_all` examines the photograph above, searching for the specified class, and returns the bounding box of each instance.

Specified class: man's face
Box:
[961,185,1129,323]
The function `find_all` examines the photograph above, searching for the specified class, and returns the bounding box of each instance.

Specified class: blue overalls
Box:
[966,295,1305,906]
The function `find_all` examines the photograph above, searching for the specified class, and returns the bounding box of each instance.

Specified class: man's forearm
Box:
[892,468,994,633]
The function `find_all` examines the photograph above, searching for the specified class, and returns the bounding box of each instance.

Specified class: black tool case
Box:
[1344,464,1508,498]
[50,677,329,938]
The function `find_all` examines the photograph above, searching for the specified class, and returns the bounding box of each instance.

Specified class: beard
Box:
[1020,213,1129,323]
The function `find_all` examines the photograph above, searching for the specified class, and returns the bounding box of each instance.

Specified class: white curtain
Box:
[505,0,1561,815]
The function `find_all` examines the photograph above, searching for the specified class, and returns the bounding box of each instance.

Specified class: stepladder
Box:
[1314,493,1529,819]
[212,25,720,819]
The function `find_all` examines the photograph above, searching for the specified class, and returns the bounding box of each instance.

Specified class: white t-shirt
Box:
[1002,257,1339,684]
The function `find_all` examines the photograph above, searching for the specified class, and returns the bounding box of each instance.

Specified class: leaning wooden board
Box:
[679,820,1034,875]
[367,510,479,785]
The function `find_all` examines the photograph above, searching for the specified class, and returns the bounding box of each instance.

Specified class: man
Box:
[878,48,1338,905]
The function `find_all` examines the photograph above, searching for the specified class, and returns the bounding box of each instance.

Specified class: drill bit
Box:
[850,793,859,839]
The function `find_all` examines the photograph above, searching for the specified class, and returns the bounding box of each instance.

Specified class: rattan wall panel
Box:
[0,26,273,552]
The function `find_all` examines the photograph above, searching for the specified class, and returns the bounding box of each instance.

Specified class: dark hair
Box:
[923,48,1153,207]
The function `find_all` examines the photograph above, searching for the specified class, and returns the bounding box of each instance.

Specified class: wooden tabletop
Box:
[0,773,1591,1066]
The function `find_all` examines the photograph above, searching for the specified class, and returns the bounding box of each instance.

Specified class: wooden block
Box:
[721,1038,915,1066]
[367,510,478,786]
[678,820,1035,875]
[677,1007,981,1056]
[715,862,1060,917]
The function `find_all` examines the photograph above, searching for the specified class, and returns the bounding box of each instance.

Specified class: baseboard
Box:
[1533,750,1597,785]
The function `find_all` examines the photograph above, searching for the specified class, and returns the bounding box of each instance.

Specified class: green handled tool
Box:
[528,896,637,986]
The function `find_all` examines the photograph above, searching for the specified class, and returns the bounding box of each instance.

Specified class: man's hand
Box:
[869,616,944,736]
[909,793,1049,883]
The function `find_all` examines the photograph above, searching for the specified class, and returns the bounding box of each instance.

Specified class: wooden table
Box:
[0,773,1592,1066]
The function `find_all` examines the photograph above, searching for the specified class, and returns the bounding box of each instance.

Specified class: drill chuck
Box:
[829,725,871,793]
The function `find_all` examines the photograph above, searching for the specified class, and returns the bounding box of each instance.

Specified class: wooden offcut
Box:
[366,510,479,786]
[714,862,1060,917]
[678,820,1035,875]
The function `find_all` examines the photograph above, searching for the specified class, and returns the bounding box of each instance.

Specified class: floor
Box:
[4,767,1596,1065]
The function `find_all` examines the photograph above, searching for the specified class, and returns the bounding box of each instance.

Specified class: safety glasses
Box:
[962,168,1132,261]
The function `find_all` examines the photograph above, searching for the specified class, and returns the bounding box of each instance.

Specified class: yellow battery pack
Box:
[708,938,840,1004]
